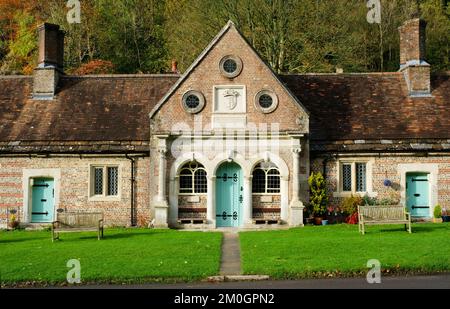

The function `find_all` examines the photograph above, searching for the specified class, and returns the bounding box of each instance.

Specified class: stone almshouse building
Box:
[0,18,449,229]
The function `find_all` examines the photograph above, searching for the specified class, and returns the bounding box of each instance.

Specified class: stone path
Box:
[219,232,241,275]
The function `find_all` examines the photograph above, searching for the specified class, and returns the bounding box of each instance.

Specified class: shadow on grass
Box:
[365,224,447,234]
[0,237,48,244]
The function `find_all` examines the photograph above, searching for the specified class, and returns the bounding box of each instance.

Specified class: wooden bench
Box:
[52,212,104,242]
[358,205,411,235]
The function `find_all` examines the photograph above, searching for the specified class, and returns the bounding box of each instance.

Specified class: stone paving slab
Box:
[219,232,241,275]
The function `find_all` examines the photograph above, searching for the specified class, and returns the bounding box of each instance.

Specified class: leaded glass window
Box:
[107,167,118,196]
[91,166,119,197]
[179,162,207,194]
[356,163,367,192]
[342,164,352,192]
[252,163,281,194]
[94,167,103,195]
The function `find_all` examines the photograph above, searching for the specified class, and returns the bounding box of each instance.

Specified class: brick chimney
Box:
[398,18,431,96]
[33,23,65,100]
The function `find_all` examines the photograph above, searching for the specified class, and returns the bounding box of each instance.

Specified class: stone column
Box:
[168,177,178,227]
[280,176,289,222]
[290,146,304,227]
[207,176,216,226]
[243,175,253,226]
[154,139,169,228]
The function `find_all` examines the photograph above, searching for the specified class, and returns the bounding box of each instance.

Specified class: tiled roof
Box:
[281,72,450,141]
[0,75,179,146]
[0,72,449,154]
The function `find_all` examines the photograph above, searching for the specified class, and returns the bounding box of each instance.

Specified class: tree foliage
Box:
[0,0,448,75]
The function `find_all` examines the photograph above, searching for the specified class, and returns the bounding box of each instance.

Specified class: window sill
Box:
[178,193,207,196]
[88,195,121,202]
[332,191,378,198]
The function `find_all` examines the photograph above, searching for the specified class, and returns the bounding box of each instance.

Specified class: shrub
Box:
[434,205,442,219]
[308,172,328,217]
[340,195,363,215]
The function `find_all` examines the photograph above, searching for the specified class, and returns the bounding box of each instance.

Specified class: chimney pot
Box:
[171,60,178,74]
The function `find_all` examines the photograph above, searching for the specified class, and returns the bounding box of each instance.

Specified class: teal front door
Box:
[406,173,430,217]
[31,178,55,223]
[216,163,243,227]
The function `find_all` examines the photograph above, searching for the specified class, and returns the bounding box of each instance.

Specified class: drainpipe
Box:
[126,154,136,227]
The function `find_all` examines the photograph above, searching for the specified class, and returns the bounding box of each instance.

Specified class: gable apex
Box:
[149,20,308,119]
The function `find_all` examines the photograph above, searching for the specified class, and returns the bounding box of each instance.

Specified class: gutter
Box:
[126,154,136,227]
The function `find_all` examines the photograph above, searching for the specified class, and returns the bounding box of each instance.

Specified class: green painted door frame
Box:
[31,178,55,223]
[406,173,430,217]
[215,162,243,227]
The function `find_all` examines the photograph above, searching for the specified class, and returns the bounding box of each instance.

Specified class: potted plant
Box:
[308,172,328,225]
[442,207,450,223]
[341,195,363,224]
[433,205,442,223]
[8,214,20,230]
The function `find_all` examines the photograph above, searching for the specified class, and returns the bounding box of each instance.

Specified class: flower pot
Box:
[305,218,314,225]
[8,221,20,229]
[433,217,443,223]
[442,215,450,223]
[314,217,323,225]
[321,220,328,226]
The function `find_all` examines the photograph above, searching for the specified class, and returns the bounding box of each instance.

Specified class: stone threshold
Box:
[206,275,270,282]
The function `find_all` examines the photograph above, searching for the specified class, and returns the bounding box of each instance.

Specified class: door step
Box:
[23,223,51,231]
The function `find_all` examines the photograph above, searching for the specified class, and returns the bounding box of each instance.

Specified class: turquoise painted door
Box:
[216,163,243,227]
[31,178,55,223]
[406,173,430,217]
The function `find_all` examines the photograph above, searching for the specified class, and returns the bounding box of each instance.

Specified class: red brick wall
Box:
[0,156,151,228]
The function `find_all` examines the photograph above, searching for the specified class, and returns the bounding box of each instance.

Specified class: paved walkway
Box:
[219,232,241,275]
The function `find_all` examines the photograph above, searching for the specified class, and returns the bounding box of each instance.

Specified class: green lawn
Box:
[240,223,450,279]
[0,228,222,285]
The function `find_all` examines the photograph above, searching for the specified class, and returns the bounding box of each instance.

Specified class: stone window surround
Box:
[88,163,122,202]
[254,89,279,114]
[398,163,438,218]
[22,168,61,223]
[219,55,243,78]
[333,158,376,198]
[182,90,206,114]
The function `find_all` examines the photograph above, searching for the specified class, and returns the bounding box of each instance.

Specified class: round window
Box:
[219,55,243,78]
[255,90,278,114]
[182,91,205,114]
[185,95,200,109]
[259,94,273,109]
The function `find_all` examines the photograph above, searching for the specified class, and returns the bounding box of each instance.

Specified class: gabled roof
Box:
[281,72,450,141]
[149,20,309,118]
